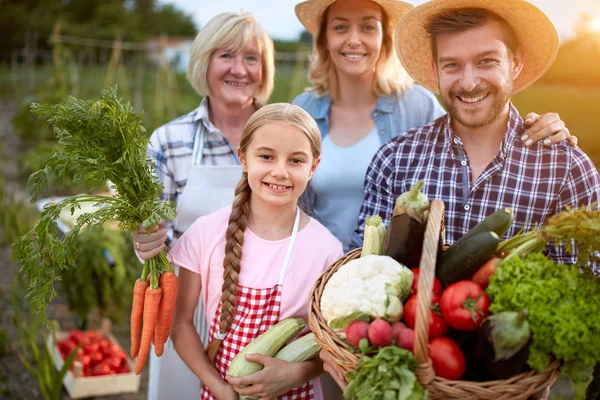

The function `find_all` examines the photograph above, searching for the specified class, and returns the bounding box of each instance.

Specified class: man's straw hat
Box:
[295,0,414,36]
[394,0,559,94]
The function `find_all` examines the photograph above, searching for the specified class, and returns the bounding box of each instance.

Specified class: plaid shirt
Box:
[351,103,600,266]
[148,97,239,240]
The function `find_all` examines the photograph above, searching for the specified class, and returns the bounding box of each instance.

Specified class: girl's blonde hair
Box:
[205,104,321,363]
[308,3,412,99]
[187,12,275,104]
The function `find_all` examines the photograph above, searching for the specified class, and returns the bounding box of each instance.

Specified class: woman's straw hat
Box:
[394,0,559,94]
[295,0,414,36]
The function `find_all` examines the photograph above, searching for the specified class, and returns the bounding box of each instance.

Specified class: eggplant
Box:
[586,362,600,400]
[384,181,430,268]
[480,310,532,379]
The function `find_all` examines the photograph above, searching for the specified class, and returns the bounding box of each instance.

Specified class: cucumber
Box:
[461,208,514,243]
[437,231,499,286]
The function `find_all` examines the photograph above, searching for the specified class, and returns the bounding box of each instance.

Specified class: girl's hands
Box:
[522,112,577,147]
[319,349,347,391]
[133,220,168,260]
[227,354,304,399]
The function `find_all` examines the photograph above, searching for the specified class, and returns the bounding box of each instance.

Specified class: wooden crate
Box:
[47,320,140,399]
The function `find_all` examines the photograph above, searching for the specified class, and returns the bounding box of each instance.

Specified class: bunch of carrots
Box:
[13,88,178,377]
[130,253,179,374]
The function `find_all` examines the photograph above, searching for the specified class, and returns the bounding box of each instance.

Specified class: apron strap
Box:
[192,120,207,166]
[277,208,301,285]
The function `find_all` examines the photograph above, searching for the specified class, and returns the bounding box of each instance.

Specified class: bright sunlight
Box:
[590,16,600,32]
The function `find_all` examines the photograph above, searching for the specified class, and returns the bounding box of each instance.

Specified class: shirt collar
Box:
[442,102,524,157]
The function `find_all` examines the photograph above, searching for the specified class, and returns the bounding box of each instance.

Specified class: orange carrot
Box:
[154,271,179,357]
[130,278,149,358]
[135,287,162,375]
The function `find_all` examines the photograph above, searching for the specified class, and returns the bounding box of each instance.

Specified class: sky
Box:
[159,0,600,42]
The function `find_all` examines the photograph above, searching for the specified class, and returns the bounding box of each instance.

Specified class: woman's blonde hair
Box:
[308,3,412,99]
[187,12,275,104]
[205,104,321,363]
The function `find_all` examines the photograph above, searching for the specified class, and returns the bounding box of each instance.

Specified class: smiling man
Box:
[350,0,600,265]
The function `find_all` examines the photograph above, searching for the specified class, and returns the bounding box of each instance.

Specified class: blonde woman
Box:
[132,12,274,400]
[293,0,576,252]
[170,103,343,400]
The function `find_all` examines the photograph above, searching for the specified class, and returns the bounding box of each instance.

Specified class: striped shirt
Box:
[148,97,239,240]
[351,104,600,266]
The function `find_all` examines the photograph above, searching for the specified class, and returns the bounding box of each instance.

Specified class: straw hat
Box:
[394,0,559,94]
[295,0,414,36]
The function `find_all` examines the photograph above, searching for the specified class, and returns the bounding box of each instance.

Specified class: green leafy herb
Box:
[12,87,176,329]
[486,253,600,381]
[497,205,600,269]
[344,346,428,400]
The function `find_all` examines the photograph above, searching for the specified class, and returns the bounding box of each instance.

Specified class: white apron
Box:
[148,121,242,400]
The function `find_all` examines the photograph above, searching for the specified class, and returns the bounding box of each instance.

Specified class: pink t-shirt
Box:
[170,205,343,399]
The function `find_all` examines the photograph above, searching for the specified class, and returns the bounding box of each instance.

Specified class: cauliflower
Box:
[320,255,413,325]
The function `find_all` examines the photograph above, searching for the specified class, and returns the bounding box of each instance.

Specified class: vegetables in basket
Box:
[486,253,600,380]
[320,255,413,326]
[12,88,177,374]
[344,346,428,400]
[384,181,430,269]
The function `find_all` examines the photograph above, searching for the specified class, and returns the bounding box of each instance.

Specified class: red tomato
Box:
[99,339,110,350]
[62,339,77,356]
[92,363,111,376]
[440,281,490,331]
[68,330,85,345]
[83,342,100,355]
[102,343,122,357]
[472,258,500,289]
[428,337,466,380]
[117,364,130,374]
[104,356,122,371]
[403,294,448,339]
[76,354,92,369]
[88,350,103,366]
[410,268,443,297]
[85,330,102,342]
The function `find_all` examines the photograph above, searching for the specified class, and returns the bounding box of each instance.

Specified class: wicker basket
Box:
[308,199,561,399]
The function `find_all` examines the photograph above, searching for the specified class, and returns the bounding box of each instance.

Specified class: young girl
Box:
[169,103,343,400]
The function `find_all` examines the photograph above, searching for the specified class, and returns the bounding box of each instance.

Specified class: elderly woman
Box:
[134,11,274,400]
[292,0,575,253]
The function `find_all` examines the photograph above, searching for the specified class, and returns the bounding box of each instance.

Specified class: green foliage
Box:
[0,177,36,246]
[12,276,78,400]
[12,87,176,329]
[61,227,139,324]
[0,0,197,62]
[487,253,600,381]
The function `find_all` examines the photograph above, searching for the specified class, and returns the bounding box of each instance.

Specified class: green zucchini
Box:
[437,231,499,286]
[228,318,305,378]
[460,208,514,243]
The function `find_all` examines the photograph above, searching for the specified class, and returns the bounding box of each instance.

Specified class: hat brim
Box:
[394,0,559,95]
[296,0,414,36]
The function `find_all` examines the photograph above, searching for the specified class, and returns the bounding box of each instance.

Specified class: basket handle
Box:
[413,200,444,382]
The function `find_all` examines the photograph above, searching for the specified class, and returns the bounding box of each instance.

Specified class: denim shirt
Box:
[292,84,446,234]
[292,84,446,146]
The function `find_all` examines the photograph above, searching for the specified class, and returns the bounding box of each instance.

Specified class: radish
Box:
[345,320,370,347]
[368,317,394,348]
[396,328,415,351]
[391,322,408,340]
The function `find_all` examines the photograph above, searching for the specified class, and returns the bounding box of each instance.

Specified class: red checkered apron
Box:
[201,208,314,400]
